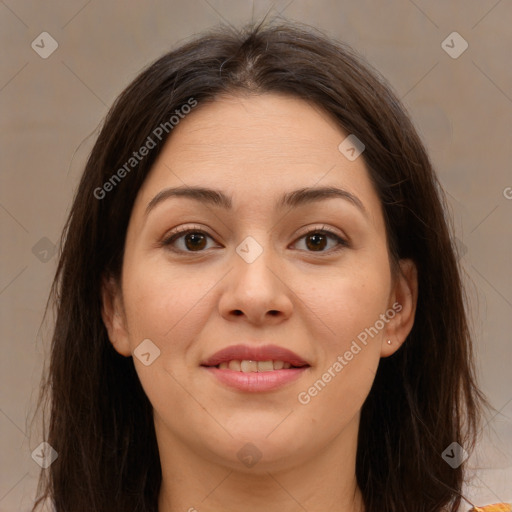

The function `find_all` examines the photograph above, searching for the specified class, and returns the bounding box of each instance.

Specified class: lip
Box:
[201,343,309,367]
[203,366,309,392]
[200,343,310,393]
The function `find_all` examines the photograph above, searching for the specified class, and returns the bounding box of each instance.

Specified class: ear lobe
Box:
[381,258,418,357]
[100,275,131,357]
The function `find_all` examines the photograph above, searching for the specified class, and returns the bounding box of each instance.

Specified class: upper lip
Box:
[201,344,310,367]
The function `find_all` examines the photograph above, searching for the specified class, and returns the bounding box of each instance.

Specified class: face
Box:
[102,93,417,472]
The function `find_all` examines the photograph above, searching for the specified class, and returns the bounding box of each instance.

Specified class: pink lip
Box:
[203,366,309,392]
[201,344,309,367]
[200,344,310,393]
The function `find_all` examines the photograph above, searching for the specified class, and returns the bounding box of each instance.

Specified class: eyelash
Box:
[161,224,349,256]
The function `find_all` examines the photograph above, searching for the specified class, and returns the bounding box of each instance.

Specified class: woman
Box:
[31,19,503,512]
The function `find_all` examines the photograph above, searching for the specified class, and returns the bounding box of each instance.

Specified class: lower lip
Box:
[202,366,309,392]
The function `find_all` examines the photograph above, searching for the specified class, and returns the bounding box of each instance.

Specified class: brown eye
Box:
[162,226,348,256]
[182,232,208,251]
[162,228,216,253]
[305,233,328,251]
[293,229,348,254]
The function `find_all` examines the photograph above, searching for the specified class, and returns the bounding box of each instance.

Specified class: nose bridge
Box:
[219,230,293,322]
[233,232,278,289]
[235,233,268,266]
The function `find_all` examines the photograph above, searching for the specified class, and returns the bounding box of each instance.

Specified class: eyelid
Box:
[161,224,214,245]
[293,224,347,242]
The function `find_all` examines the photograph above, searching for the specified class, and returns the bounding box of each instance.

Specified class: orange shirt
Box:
[470,504,511,512]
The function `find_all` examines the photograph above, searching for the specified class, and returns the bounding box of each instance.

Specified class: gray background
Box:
[1,1,511,510]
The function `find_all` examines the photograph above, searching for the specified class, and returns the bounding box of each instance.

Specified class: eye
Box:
[292,226,348,254]
[161,224,349,255]
[161,225,218,253]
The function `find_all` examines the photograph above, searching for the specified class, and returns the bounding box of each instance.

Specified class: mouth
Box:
[206,359,309,372]
[200,344,311,392]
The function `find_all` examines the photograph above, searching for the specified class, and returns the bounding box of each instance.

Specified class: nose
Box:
[218,236,293,326]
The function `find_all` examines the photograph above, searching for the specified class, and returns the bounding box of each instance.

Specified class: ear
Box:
[381,258,418,357]
[100,274,132,357]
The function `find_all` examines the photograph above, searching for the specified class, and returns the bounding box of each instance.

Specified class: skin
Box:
[101,93,418,512]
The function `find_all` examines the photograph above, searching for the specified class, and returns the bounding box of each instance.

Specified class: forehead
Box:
[160,93,345,168]
[134,92,381,218]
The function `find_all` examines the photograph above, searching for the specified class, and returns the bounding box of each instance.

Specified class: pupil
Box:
[186,233,206,250]
[307,234,326,251]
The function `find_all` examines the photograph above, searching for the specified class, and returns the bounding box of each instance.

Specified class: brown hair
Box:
[32,19,488,512]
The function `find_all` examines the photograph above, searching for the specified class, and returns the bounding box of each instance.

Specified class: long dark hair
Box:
[32,19,488,512]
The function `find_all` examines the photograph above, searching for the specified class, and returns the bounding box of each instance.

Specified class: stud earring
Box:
[386,339,392,345]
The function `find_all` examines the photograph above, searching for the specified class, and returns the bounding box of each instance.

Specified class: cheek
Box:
[293,270,386,433]
[120,258,217,413]
[297,259,391,346]
[292,253,390,405]
[121,253,213,346]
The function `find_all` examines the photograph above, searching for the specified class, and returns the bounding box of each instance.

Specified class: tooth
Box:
[240,360,258,372]
[218,359,297,371]
[257,360,274,372]
[228,360,241,371]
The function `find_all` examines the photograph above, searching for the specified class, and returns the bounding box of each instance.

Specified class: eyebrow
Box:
[145,185,367,217]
